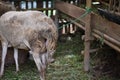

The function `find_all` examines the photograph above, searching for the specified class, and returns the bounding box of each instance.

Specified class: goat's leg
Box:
[0,42,8,77]
[14,48,19,72]
[41,54,48,80]
[41,54,47,69]
[32,53,45,80]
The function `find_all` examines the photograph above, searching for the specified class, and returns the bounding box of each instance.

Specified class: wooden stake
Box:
[84,0,92,72]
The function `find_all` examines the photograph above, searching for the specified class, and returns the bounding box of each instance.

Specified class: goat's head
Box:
[29,49,55,80]
[28,37,55,80]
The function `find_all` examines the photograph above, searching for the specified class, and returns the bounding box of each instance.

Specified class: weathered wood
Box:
[55,1,120,43]
[92,33,120,53]
[119,0,120,12]
[98,8,120,25]
[109,0,113,11]
[72,18,120,53]
[100,0,109,6]
[70,14,120,54]
[84,0,92,72]
[55,1,86,23]
[91,13,120,42]
[55,1,120,70]
[70,20,85,30]
[93,29,120,47]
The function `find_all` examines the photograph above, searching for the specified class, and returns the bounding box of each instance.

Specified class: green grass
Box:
[0,32,119,80]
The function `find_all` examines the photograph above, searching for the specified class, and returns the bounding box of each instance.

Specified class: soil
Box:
[92,46,120,79]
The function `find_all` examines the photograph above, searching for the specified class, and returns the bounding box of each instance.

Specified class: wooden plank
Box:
[100,0,109,6]
[92,32,120,53]
[84,0,92,72]
[91,13,120,42]
[93,29,120,47]
[55,1,87,23]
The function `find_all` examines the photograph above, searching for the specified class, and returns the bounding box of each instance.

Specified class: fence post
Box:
[84,0,92,72]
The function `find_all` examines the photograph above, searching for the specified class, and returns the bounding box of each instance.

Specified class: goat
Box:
[0,11,58,80]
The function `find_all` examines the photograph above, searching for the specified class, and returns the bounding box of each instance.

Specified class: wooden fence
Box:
[55,1,120,71]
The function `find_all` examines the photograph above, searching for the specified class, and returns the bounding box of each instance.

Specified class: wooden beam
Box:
[91,13,120,42]
[84,0,92,72]
[92,33,120,53]
[93,29,120,47]
[55,1,86,23]
[86,0,92,8]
